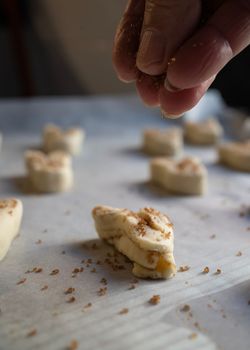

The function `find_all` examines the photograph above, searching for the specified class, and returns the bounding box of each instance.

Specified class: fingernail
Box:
[164,77,182,92]
[137,30,165,71]
[161,109,183,119]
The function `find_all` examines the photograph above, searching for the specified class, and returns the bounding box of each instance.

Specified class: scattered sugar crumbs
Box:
[67,339,78,350]
[100,278,107,286]
[236,251,242,257]
[27,329,37,337]
[83,303,92,310]
[35,239,42,244]
[149,295,161,305]
[118,308,129,315]
[65,287,75,295]
[50,269,59,276]
[67,296,76,303]
[180,304,190,312]
[41,285,48,291]
[178,265,190,272]
[25,267,43,274]
[214,268,222,275]
[17,278,27,285]
[97,287,107,296]
[202,266,210,274]
[210,234,216,239]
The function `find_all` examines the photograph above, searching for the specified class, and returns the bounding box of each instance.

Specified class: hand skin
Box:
[113,0,250,117]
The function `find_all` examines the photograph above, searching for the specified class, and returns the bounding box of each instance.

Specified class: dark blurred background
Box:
[0,0,249,110]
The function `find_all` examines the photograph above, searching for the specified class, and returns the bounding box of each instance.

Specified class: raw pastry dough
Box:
[92,206,176,279]
[25,150,73,193]
[143,128,182,156]
[43,124,84,155]
[0,199,23,261]
[151,157,207,195]
[184,118,223,145]
[218,140,250,172]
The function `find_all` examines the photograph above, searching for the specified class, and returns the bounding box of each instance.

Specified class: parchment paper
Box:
[0,93,249,350]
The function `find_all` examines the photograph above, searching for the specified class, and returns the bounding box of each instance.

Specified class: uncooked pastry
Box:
[150,157,207,195]
[0,198,23,261]
[218,140,250,172]
[143,128,183,156]
[92,205,176,279]
[184,118,223,145]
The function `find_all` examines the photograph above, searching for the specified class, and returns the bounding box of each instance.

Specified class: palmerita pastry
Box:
[218,140,250,172]
[92,206,176,280]
[150,157,207,195]
[43,124,84,155]
[25,150,73,193]
[184,118,223,145]
[0,199,23,261]
[143,127,183,156]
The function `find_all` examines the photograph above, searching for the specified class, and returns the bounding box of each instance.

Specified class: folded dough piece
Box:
[25,150,73,193]
[143,128,183,156]
[184,118,223,145]
[92,206,176,279]
[151,157,207,195]
[43,124,84,155]
[218,140,250,172]
[0,199,23,261]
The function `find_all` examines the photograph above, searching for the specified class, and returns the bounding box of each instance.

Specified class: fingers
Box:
[136,73,163,106]
[112,0,145,82]
[166,0,250,90]
[136,0,201,75]
[159,76,216,117]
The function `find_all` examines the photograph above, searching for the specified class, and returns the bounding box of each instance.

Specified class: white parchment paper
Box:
[0,93,249,350]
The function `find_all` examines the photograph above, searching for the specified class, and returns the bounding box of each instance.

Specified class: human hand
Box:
[113,0,250,117]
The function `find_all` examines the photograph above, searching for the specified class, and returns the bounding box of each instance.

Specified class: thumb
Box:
[136,0,201,76]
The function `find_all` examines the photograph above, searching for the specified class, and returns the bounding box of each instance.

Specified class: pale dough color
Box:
[143,128,183,156]
[25,150,73,193]
[184,118,223,145]
[150,157,207,195]
[0,199,23,261]
[218,140,250,172]
[92,205,176,280]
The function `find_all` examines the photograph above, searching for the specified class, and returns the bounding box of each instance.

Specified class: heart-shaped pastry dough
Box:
[151,157,207,195]
[218,140,250,172]
[43,124,84,155]
[143,128,183,156]
[184,118,223,145]
[0,198,23,261]
[25,150,73,193]
[92,206,176,279]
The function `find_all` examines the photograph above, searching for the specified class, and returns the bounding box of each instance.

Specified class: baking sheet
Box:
[0,93,249,350]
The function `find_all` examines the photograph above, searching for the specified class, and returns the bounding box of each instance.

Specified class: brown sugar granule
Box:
[67,339,78,350]
[180,304,190,312]
[236,251,242,257]
[210,234,216,239]
[91,268,96,273]
[35,267,43,273]
[41,285,48,291]
[188,332,197,340]
[118,308,129,315]
[91,243,98,250]
[100,278,107,285]
[61,251,66,255]
[96,260,101,265]
[202,266,210,274]
[149,295,161,305]
[178,265,190,272]
[81,259,85,264]
[27,329,37,337]
[35,239,42,244]
[17,278,27,285]
[83,303,92,309]
[50,269,59,276]
[128,284,136,290]
[72,268,80,274]
[65,287,75,295]
[67,296,76,303]
[97,287,107,296]
[214,268,222,275]
[79,267,84,272]
[87,258,92,264]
